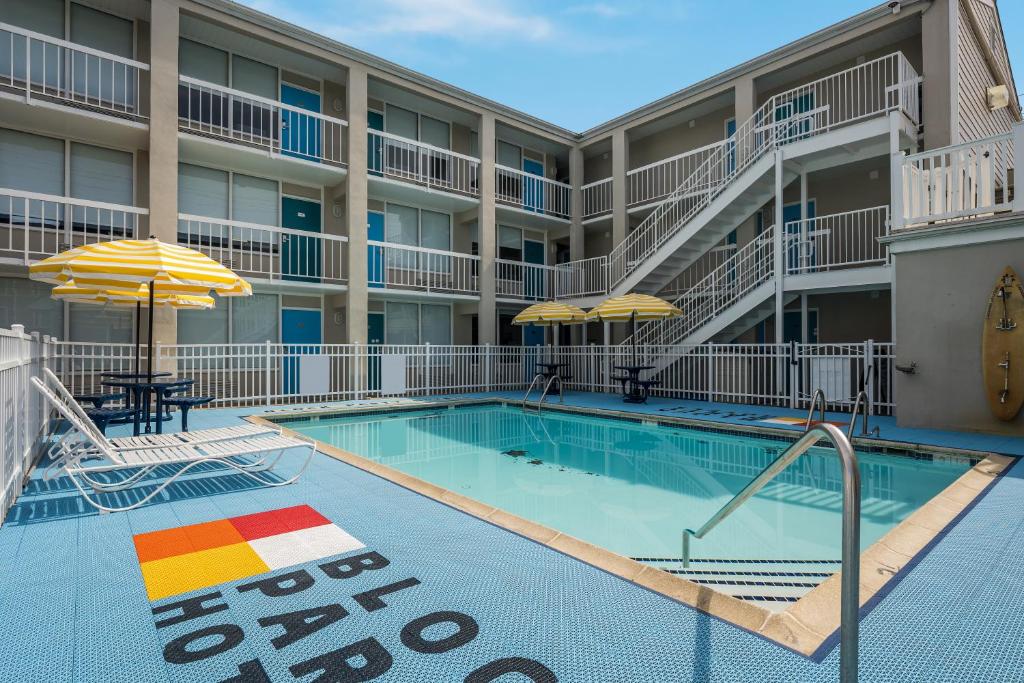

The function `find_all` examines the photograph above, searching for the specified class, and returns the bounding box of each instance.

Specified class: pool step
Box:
[633,557,842,612]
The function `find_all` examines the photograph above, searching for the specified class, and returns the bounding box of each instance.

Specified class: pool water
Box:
[290,404,973,561]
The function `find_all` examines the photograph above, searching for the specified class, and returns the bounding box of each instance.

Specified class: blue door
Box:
[523,239,545,301]
[783,200,816,271]
[368,110,384,175]
[367,211,385,288]
[368,312,384,391]
[282,308,321,394]
[281,83,321,161]
[522,158,544,213]
[774,92,814,143]
[282,197,321,282]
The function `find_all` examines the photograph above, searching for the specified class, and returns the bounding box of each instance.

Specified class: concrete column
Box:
[477,112,497,345]
[734,76,757,128]
[773,150,785,345]
[921,0,954,149]
[345,65,369,344]
[611,130,629,248]
[147,0,180,365]
[799,168,808,271]
[569,147,584,260]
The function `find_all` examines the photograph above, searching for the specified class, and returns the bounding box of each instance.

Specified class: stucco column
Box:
[921,0,954,149]
[569,146,584,344]
[477,112,497,345]
[345,65,368,345]
[773,150,785,345]
[611,130,628,248]
[734,76,757,128]
[147,0,180,370]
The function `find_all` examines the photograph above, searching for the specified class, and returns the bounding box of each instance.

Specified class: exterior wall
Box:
[627,104,734,170]
[955,0,1018,143]
[891,223,1024,433]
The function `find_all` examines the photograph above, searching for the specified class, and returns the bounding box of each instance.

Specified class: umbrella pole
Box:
[147,281,155,383]
[631,312,637,367]
[134,301,141,377]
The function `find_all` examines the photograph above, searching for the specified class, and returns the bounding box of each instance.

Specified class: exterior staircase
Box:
[636,556,841,612]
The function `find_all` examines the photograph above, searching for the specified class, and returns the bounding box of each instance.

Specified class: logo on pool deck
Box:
[133,504,364,601]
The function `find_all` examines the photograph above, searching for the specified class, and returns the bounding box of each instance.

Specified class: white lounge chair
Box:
[33,377,318,513]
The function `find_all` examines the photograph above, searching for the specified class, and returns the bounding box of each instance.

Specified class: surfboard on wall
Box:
[982,266,1024,421]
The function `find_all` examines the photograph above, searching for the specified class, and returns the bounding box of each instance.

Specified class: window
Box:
[0,0,63,90]
[178,306,228,345]
[0,129,64,196]
[420,210,450,251]
[70,142,133,205]
[419,116,450,150]
[0,278,63,339]
[0,0,64,37]
[179,39,228,86]
[420,305,451,345]
[498,225,522,261]
[70,3,133,59]
[231,55,277,99]
[385,203,419,247]
[385,302,418,344]
[232,174,278,225]
[178,164,229,218]
[384,104,418,139]
[69,304,132,343]
[232,294,278,344]
[497,141,521,169]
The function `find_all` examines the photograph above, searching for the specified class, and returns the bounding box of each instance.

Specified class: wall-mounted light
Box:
[987,85,1010,111]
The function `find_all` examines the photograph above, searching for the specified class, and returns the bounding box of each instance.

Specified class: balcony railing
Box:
[627,141,729,209]
[178,76,347,166]
[367,241,479,296]
[367,130,480,197]
[178,214,348,286]
[582,177,613,219]
[0,22,148,118]
[0,188,145,264]
[785,206,890,275]
[896,127,1019,229]
[495,165,571,219]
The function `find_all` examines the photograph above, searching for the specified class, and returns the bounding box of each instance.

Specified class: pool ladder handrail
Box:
[521,373,563,413]
[680,422,861,683]
[848,390,877,439]
[806,387,827,428]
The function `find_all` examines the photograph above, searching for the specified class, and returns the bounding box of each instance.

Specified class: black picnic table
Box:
[101,375,193,436]
[612,364,659,403]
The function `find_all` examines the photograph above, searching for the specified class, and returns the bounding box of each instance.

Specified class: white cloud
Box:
[563,3,628,18]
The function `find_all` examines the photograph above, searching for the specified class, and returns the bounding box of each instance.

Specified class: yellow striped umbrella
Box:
[512,301,586,349]
[586,293,683,364]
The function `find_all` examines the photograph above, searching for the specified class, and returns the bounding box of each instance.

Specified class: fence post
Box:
[789,340,798,409]
[706,344,714,403]
[484,343,493,393]
[865,339,875,415]
[265,340,272,406]
[890,150,905,230]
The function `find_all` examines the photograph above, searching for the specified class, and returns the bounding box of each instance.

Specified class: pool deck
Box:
[2,392,1023,682]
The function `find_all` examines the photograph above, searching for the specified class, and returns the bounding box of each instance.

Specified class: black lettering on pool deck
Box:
[319,551,391,579]
[353,577,421,612]
[218,658,271,683]
[258,603,350,650]
[289,636,393,682]
[152,591,228,629]
[465,657,559,683]
[238,568,315,597]
[400,611,479,654]
[163,624,245,664]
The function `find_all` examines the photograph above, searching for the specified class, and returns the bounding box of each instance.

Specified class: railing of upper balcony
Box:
[495,166,571,219]
[494,255,608,301]
[367,241,479,296]
[582,177,613,220]
[627,140,729,209]
[896,127,1019,228]
[597,52,920,290]
[177,214,348,286]
[367,129,480,197]
[0,188,145,265]
[785,206,890,275]
[178,76,347,166]
[0,22,148,118]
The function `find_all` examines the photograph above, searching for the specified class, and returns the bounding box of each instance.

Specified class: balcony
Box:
[582,178,613,222]
[366,130,480,212]
[177,214,348,290]
[0,188,145,265]
[497,256,608,303]
[367,241,479,298]
[495,165,571,228]
[177,76,348,186]
[783,206,892,291]
[0,22,149,147]
[627,141,728,212]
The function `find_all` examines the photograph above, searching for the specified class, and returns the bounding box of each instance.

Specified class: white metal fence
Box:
[0,326,50,524]
[582,178,613,219]
[177,214,348,286]
[495,165,571,219]
[0,22,148,118]
[367,241,479,295]
[0,188,145,265]
[785,206,890,275]
[627,141,728,209]
[178,76,347,166]
[897,126,1020,228]
[367,130,480,197]
[495,256,609,301]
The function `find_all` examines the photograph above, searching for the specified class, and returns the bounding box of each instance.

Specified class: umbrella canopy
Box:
[52,281,216,309]
[586,293,683,365]
[512,301,587,327]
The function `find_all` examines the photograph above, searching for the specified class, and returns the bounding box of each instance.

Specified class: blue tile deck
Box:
[2,392,1023,682]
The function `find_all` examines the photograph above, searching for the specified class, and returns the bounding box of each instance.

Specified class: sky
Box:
[238,0,1023,133]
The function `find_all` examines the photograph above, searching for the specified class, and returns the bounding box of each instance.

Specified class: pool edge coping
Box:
[250,398,1013,659]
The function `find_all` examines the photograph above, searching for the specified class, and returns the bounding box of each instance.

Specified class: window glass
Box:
[178,164,228,218]
[497,312,520,346]
[69,304,132,343]
[420,305,451,345]
[385,204,418,246]
[385,302,418,345]
[0,129,64,195]
[498,225,522,261]
[419,116,450,149]
[232,174,278,225]
[70,142,133,205]
[70,3,133,59]
[178,306,228,345]
[497,141,521,169]
[419,210,450,250]
[232,294,278,344]
[179,39,228,85]
[231,55,277,99]
[0,278,63,339]
[0,0,63,37]
[384,104,418,140]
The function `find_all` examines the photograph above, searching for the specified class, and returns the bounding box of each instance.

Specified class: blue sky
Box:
[240,0,1022,133]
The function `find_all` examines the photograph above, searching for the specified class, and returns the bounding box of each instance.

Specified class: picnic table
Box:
[101,376,193,436]
[612,364,659,404]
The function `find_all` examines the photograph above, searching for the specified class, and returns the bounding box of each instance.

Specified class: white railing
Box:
[627,141,729,208]
[786,206,890,275]
[495,165,571,219]
[0,325,50,524]
[495,258,555,302]
[553,256,608,299]
[368,129,480,197]
[897,127,1019,228]
[367,241,479,295]
[0,188,145,265]
[177,214,348,286]
[603,52,919,289]
[632,225,776,347]
[582,177,613,219]
[178,76,347,166]
[0,22,148,118]
[659,242,737,299]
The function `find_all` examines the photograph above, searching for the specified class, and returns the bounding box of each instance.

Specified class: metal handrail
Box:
[522,373,545,410]
[848,390,872,439]
[681,422,861,683]
[806,387,827,428]
[537,375,562,413]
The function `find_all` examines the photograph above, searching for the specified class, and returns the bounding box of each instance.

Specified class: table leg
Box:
[155,391,164,435]
[132,387,142,437]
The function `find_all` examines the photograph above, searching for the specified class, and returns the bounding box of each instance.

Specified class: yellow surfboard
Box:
[982,266,1024,421]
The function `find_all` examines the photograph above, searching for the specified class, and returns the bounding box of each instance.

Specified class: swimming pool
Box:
[288,404,974,563]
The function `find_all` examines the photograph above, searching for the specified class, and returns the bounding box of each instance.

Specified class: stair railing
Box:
[680,422,861,683]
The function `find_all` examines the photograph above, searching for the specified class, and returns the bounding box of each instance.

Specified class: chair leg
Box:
[181,405,191,432]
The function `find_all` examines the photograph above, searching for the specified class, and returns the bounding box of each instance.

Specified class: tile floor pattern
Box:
[0,392,1022,681]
